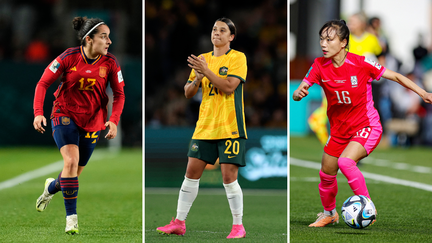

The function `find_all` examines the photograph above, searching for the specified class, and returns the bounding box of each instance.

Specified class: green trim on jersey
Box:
[228,74,246,83]
[187,79,202,87]
[234,83,247,139]
[212,49,232,56]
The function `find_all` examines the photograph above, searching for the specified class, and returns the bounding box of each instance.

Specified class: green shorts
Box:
[187,138,246,167]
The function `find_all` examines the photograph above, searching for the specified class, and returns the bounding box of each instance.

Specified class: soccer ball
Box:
[341,195,376,229]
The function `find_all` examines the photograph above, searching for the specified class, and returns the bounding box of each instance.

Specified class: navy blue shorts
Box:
[51,116,100,166]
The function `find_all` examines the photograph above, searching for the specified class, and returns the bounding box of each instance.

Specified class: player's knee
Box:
[222,173,237,184]
[63,157,79,171]
[185,169,202,180]
[337,157,356,174]
[63,155,79,164]
[321,163,338,175]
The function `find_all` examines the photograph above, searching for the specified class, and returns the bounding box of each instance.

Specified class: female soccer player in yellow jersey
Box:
[157,17,248,239]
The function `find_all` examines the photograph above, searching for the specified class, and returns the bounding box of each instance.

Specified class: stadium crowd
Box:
[145,0,287,129]
[356,13,432,147]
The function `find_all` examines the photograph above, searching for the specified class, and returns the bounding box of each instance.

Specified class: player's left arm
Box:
[204,71,240,95]
[106,64,126,139]
[382,69,432,103]
[187,54,243,94]
[105,121,117,140]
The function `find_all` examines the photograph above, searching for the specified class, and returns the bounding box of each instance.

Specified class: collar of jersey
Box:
[80,46,102,65]
[212,48,232,56]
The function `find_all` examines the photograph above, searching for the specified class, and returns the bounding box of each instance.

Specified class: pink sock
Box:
[318,170,338,211]
[338,157,370,199]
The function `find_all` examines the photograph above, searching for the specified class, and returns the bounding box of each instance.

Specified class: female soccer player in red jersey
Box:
[293,19,432,227]
[156,17,248,239]
[33,16,125,234]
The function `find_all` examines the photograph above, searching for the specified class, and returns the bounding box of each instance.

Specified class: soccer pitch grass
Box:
[0,147,142,243]
[145,188,287,242]
[290,135,432,242]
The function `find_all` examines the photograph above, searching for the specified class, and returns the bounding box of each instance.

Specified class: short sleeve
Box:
[187,69,196,83]
[302,62,320,86]
[362,56,386,81]
[227,52,247,83]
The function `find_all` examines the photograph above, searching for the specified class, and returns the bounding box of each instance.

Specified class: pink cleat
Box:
[227,224,246,239]
[156,217,186,236]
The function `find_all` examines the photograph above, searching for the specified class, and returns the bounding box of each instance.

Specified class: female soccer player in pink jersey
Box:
[33,16,125,234]
[293,19,432,227]
[156,17,247,239]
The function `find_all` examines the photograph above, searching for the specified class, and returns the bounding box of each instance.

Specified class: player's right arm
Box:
[184,69,203,99]
[33,115,47,134]
[294,62,319,101]
[293,81,311,101]
[33,57,64,133]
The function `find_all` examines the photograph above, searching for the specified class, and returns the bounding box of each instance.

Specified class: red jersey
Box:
[303,52,386,138]
[33,46,125,132]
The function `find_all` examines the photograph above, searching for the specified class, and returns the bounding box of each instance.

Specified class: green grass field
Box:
[0,147,142,243]
[290,135,432,242]
[145,188,287,242]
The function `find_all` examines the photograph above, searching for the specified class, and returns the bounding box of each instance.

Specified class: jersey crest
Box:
[219,66,228,75]
[99,66,107,78]
[351,76,358,87]
[191,143,199,152]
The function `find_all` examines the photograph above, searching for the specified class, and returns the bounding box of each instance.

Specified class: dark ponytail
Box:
[72,16,105,46]
[340,19,347,26]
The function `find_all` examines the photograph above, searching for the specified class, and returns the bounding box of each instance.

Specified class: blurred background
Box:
[145,0,288,189]
[290,0,432,148]
[0,0,142,148]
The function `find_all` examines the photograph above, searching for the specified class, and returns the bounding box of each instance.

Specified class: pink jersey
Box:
[303,52,386,138]
[34,46,125,132]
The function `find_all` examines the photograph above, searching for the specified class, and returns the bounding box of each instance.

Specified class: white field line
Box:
[0,160,63,191]
[0,149,114,191]
[290,157,432,192]
[361,157,432,174]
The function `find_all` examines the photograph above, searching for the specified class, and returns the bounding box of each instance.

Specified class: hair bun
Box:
[340,19,347,25]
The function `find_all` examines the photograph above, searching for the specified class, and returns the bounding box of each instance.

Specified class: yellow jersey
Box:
[188,49,247,140]
[349,32,382,57]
